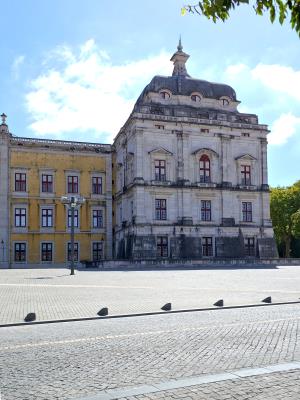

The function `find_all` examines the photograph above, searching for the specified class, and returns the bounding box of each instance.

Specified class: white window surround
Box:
[148,147,174,182]
[12,204,28,233]
[65,205,81,232]
[235,154,258,187]
[66,242,80,263]
[192,147,219,185]
[91,207,105,232]
[190,92,202,103]
[91,172,105,198]
[159,89,172,100]
[91,241,104,261]
[65,170,80,195]
[13,241,28,263]
[39,169,55,197]
[12,168,29,197]
[40,205,55,232]
[40,241,54,264]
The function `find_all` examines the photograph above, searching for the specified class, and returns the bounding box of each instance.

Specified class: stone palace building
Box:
[0,42,278,267]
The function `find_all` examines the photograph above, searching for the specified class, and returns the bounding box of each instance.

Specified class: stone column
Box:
[261,139,269,190]
[0,123,10,268]
[105,155,113,259]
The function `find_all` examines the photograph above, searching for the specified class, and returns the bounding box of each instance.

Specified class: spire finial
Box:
[1,113,7,125]
[177,36,183,52]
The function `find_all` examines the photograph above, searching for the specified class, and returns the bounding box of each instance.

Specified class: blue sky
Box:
[0,0,300,187]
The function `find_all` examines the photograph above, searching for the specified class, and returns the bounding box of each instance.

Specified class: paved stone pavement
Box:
[0,304,300,399]
[117,370,300,400]
[0,266,300,324]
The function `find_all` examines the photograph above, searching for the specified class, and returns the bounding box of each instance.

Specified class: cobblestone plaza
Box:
[0,266,300,399]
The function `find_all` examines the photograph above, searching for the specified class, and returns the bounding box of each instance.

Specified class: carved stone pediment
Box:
[192,147,219,157]
[235,154,257,161]
[148,147,173,156]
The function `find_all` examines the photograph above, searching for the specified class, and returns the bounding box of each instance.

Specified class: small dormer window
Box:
[220,98,230,106]
[160,90,171,100]
[191,94,201,102]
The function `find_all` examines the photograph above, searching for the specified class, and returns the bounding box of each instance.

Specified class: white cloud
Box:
[268,113,300,145]
[12,55,25,80]
[251,64,300,102]
[26,40,170,142]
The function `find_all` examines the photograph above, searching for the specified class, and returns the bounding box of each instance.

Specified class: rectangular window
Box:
[92,177,102,194]
[42,174,53,193]
[201,200,211,221]
[245,237,255,256]
[92,209,103,228]
[155,160,166,181]
[241,165,251,185]
[242,202,252,222]
[67,242,78,262]
[15,208,26,227]
[157,236,168,257]
[155,199,167,220]
[41,243,52,262]
[67,175,78,193]
[15,173,26,192]
[202,237,213,257]
[14,243,26,262]
[41,209,53,227]
[68,209,79,228]
[92,242,103,261]
[199,156,211,183]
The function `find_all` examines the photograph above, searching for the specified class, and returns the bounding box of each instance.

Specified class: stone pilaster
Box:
[0,122,10,267]
[105,156,113,259]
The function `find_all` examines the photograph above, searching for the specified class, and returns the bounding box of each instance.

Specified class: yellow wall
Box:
[10,149,108,264]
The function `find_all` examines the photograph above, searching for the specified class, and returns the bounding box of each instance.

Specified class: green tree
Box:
[181,1,300,37]
[270,184,300,257]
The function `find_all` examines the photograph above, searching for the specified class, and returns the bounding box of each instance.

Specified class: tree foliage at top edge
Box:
[181,0,300,37]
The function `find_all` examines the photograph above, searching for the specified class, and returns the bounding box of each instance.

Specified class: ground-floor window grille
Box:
[41,243,53,262]
[67,242,79,262]
[157,236,168,257]
[92,242,103,261]
[245,237,255,256]
[14,243,26,261]
[202,237,213,256]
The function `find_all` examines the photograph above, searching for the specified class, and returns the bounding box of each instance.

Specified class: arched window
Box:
[160,91,171,99]
[199,155,210,183]
[191,94,201,102]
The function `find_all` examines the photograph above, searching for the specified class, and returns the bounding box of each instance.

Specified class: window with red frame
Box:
[156,236,168,257]
[41,243,53,262]
[67,176,78,193]
[199,155,211,183]
[92,242,103,261]
[92,177,102,194]
[14,243,26,262]
[245,237,255,256]
[201,200,211,221]
[202,237,213,256]
[15,173,26,192]
[155,199,167,220]
[241,165,251,185]
[42,174,53,192]
[242,202,252,222]
[155,160,166,181]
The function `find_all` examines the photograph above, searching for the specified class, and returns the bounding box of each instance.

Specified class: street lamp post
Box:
[61,195,85,276]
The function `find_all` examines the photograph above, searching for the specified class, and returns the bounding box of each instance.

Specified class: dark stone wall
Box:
[257,238,278,258]
[170,236,202,259]
[215,236,245,258]
[132,235,157,260]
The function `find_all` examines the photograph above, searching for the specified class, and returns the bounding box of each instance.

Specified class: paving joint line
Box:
[0,300,300,329]
[77,361,300,400]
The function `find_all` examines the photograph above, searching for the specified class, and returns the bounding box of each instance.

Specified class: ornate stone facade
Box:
[113,43,278,260]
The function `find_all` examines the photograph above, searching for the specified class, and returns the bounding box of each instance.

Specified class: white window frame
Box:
[65,170,80,195]
[13,241,28,263]
[39,169,55,198]
[40,241,54,264]
[40,205,55,232]
[66,242,80,263]
[13,204,28,233]
[12,168,29,197]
